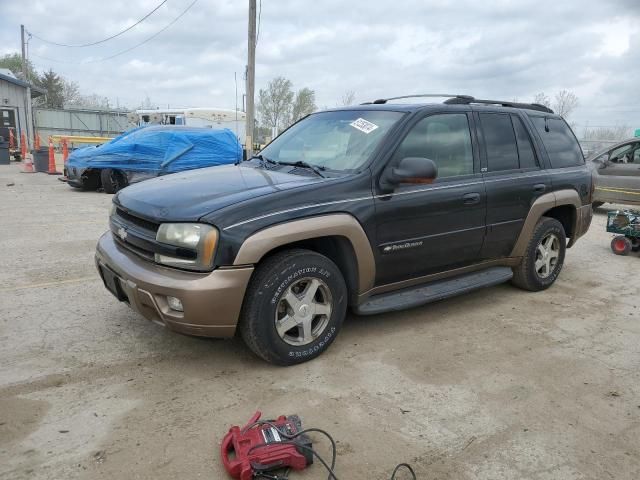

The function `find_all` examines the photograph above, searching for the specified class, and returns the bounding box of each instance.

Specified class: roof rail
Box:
[361,94,474,105]
[444,96,554,114]
[362,93,554,114]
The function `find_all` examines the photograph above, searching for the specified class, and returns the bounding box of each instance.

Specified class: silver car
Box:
[588,138,640,207]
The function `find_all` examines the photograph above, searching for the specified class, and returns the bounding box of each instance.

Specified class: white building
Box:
[0,68,45,152]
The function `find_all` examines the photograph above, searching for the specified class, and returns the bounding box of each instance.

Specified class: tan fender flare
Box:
[233,214,376,294]
[510,189,581,257]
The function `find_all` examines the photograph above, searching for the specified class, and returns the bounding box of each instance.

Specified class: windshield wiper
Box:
[278,160,327,178]
[249,154,280,168]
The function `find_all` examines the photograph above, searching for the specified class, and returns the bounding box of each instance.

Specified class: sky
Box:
[1,0,640,134]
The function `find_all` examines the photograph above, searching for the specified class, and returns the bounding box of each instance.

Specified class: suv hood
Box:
[115,164,323,221]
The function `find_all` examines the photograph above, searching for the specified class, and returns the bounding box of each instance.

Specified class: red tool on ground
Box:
[221,411,313,480]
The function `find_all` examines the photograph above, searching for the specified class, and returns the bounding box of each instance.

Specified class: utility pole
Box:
[20,25,33,151]
[245,0,256,158]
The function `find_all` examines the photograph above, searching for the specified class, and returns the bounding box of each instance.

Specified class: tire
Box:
[100,168,128,194]
[611,235,632,255]
[592,201,604,209]
[512,217,566,292]
[238,249,348,365]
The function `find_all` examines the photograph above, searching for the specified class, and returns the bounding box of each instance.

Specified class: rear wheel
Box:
[239,249,347,365]
[100,168,128,194]
[611,235,632,255]
[512,217,566,291]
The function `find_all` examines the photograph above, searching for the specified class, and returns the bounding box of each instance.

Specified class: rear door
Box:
[476,111,550,259]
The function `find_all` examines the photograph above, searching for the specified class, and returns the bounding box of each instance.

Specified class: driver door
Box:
[373,112,486,286]
[597,142,640,204]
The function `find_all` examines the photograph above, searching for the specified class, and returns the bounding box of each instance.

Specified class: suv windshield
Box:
[258,110,405,172]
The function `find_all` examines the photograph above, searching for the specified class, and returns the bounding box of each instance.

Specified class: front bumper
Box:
[64,165,85,187]
[95,232,253,337]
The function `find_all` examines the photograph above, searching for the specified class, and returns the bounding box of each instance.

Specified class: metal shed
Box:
[0,68,45,151]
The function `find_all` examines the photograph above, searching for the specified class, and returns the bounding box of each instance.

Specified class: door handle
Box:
[533,184,546,193]
[462,192,481,205]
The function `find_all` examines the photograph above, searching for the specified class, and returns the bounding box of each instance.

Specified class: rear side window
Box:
[512,116,538,169]
[530,116,584,168]
[479,113,519,171]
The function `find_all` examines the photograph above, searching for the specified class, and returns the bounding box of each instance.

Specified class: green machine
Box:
[607,209,640,255]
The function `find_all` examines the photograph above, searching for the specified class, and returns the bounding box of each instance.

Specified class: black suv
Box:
[96,94,593,365]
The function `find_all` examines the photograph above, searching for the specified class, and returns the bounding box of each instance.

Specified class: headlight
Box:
[109,203,117,217]
[155,223,218,271]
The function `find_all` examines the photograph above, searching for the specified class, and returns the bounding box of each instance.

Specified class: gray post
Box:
[20,25,34,151]
[245,0,256,158]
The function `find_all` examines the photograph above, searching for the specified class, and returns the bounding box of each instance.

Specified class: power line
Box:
[28,0,169,48]
[29,0,198,65]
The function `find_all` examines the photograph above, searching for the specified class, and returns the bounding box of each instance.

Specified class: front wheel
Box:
[611,235,632,255]
[512,217,566,291]
[239,249,347,365]
[100,168,128,194]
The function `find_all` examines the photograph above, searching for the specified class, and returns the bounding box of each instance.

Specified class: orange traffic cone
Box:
[20,132,27,158]
[35,133,41,150]
[9,128,15,150]
[62,138,69,162]
[47,137,61,175]
[20,132,35,173]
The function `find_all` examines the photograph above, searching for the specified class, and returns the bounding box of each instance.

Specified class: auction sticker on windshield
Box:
[350,118,379,134]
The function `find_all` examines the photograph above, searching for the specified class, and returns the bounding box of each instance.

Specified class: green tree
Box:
[0,53,38,82]
[290,87,317,124]
[37,69,65,108]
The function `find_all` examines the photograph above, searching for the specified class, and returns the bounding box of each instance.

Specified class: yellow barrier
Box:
[49,135,113,144]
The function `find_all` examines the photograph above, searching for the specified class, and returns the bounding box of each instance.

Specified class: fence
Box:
[34,107,130,140]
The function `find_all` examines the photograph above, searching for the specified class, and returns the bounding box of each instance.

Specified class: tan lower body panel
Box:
[96,232,253,338]
[233,213,376,293]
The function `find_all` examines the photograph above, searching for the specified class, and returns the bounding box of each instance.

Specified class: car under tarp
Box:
[67,125,242,175]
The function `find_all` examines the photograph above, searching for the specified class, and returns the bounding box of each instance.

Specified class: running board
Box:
[355,267,513,315]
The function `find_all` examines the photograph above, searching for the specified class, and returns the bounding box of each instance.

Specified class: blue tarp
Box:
[67,125,242,174]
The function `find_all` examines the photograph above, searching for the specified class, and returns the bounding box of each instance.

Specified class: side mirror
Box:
[380,157,438,190]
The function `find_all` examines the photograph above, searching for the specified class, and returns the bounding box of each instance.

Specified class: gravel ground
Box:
[1,163,639,480]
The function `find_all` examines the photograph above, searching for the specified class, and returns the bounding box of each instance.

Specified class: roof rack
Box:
[363,93,554,114]
[444,96,554,114]
[361,94,474,105]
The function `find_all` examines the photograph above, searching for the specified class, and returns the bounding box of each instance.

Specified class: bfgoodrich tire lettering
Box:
[512,216,566,292]
[238,249,347,365]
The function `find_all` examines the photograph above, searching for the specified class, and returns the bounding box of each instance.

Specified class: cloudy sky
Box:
[1,0,639,132]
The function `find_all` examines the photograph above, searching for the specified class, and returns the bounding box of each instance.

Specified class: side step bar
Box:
[355,267,513,316]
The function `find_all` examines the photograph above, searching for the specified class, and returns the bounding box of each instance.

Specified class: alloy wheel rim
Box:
[535,233,560,279]
[275,277,332,346]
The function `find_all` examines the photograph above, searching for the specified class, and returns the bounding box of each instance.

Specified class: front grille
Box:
[116,208,159,233]
[114,236,155,261]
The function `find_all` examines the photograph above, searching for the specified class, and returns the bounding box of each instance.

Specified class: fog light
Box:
[167,296,184,312]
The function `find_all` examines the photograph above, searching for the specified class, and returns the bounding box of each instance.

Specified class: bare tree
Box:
[290,88,317,125]
[553,90,579,118]
[583,125,632,142]
[339,90,356,106]
[258,76,294,135]
[533,92,551,108]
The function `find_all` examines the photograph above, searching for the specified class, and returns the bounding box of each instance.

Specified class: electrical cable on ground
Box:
[243,420,417,480]
[28,0,168,48]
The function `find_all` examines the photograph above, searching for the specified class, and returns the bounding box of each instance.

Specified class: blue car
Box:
[65,125,243,193]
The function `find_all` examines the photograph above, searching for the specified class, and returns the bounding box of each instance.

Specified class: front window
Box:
[259,110,405,171]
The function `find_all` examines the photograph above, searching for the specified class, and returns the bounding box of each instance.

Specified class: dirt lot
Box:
[1,163,639,480]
